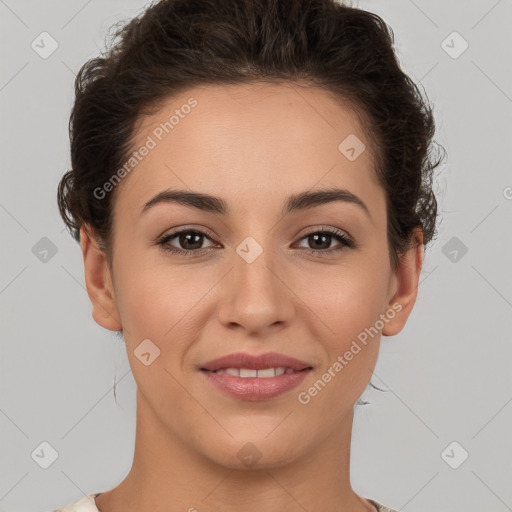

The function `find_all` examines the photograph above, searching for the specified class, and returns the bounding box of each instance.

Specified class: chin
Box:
[196,430,308,471]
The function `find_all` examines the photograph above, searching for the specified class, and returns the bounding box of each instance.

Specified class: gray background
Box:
[1,0,511,511]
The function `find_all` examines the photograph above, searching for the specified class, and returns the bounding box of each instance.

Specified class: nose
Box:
[217,244,295,336]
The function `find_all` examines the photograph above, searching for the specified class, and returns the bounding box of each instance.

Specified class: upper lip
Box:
[200,352,312,371]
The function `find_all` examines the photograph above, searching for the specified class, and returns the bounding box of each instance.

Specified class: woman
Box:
[55,0,444,510]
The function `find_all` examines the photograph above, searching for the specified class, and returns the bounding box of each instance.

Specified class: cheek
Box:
[114,240,391,348]
[113,242,187,329]
[114,273,168,338]
[112,267,196,408]
[112,255,214,361]
[297,255,391,345]
[295,262,388,418]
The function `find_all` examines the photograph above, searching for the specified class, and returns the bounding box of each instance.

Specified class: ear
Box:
[382,228,424,337]
[80,224,122,331]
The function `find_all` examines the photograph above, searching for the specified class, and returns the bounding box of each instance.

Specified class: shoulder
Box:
[51,494,100,512]
[366,498,398,512]
[52,494,396,512]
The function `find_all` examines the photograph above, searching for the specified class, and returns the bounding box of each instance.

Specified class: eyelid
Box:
[155,224,218,242]
[299,225,352,240]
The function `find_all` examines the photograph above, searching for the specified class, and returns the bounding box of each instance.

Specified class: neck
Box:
[95,391,375,512]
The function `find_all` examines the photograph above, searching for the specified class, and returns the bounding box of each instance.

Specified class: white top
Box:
[52,493,398,512]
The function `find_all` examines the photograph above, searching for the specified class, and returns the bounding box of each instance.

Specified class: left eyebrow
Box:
[140,186,372,221]
[284,187,372,221]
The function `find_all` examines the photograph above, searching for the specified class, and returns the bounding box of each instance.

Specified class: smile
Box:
[199,352,313,401]
[208,367,302,377]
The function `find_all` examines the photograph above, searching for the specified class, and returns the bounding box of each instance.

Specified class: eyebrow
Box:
[141,187,372,220]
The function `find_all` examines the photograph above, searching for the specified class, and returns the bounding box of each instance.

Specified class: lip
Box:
[200,351,313,401]
[200,351,312,372]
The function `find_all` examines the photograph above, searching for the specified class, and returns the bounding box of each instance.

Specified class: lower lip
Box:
[201,369,311,401]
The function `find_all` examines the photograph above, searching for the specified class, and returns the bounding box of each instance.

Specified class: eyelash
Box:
[156,226,354,257]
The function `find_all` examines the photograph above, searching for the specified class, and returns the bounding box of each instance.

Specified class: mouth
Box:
[199,352,313,401]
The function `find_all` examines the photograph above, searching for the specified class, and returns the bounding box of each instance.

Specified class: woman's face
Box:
[82,82,421,469]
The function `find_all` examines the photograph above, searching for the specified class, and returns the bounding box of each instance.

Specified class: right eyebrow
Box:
[141,189,227,216]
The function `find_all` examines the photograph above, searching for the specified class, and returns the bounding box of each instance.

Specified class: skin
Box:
[81,81,423,512]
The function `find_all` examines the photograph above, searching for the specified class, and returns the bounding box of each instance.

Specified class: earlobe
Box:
[80,224,122,331]
[382,229,424,337]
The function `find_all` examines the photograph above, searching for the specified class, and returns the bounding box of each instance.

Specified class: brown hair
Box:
[57,0,445,269]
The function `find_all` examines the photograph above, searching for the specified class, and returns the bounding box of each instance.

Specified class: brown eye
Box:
[296,228,354,255]
[156,226,354,258]
[157,229,215,256]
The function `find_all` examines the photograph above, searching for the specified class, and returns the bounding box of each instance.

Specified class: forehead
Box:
[113,81,385,223]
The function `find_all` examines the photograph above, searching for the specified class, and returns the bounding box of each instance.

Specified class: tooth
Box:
[216,367,295,377]
[240,368,258,378]
[257,368,276,377]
